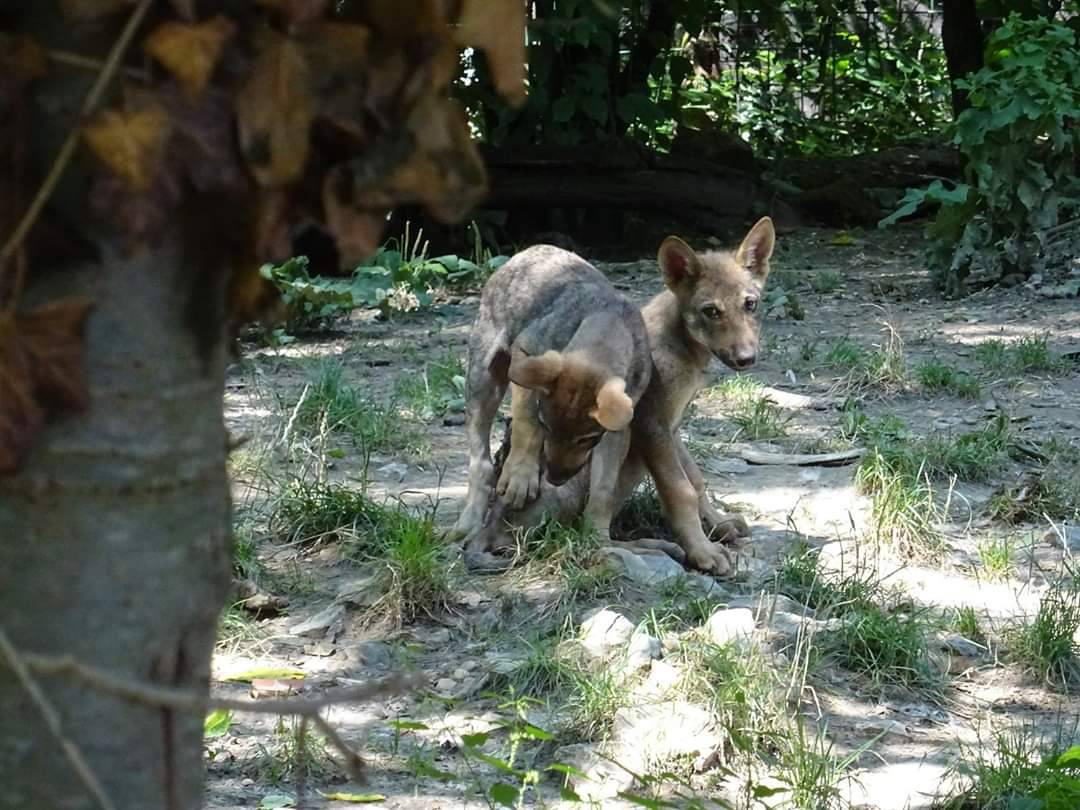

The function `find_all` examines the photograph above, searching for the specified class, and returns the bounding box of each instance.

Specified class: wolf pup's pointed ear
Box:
[736,217,775,282]
[658,236,701,290]
[590,378,633,432]
[508,350,564,395]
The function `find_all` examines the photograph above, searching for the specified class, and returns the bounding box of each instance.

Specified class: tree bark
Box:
[0,239,232,808]
[942,0,984,118]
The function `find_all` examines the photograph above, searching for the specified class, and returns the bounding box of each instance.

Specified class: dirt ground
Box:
[208,225,1080,810]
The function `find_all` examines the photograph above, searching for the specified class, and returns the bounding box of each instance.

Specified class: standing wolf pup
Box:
[468,217,776,576]
[447,245,652,548]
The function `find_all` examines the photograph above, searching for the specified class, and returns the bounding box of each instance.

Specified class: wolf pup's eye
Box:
[701,304,722,320]
[744,297,758,313]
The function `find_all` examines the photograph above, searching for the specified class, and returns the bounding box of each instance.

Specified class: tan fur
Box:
[468,218,776,577]
[508,349,563,393]
[590,377,633,432]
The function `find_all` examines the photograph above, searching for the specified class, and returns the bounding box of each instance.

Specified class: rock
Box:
[686,573,728,599]
[703,608,755,648]
[356,640,394,668]
[302,641,336,657]
[580,608,635,659]
[452,668,469,680]
[377,462,408,481]
[600,546,685,586]
[611,701,720,767]
[636,660,682,699]
[728,592,809,618]
[1045,524,1080,552]
[434,677,457,694]
[625,631,661,671]
[443,413,466,427]
[335,575,380,608]
[552,743,635,802]
[288,604,345,638]
[939,633,986,659]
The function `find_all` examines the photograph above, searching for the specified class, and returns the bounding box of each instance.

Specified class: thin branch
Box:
[0,629,118,810]
[22,650,423,715]
[0,0,154,313]
[47,48,151,81]
[15,646,424,782]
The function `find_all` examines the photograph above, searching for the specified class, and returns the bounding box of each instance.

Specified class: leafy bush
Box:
[882,16,1080,293]
[261,231,508,336]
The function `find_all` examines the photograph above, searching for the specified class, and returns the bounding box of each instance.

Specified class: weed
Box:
[731,396,791,440]
[215,603,266,656]
[708,374,764,404]
[395,352,466,420]
[975,335,1068,375]
[611,484,670,541]
[768,718,858,810]
[564,665,625,742]
[493,634,576,697]
[1005,578,1080,686]
[255,717,335,785]
[291,361,421,453]
[976,536,1014,580]
[358,508,454,626]
[989,467,1080,525]
[935,724,1080,810]
[775,545,880,615]
[821,599,942,692]
[855,447,943,558]
[520,517,620,603]
[232,523,262,580]
[953,606,986,645]
[916,358,982,399]
[269,478,382,545]
[677,639,782,756]
[921,416,1010,482]
[810,271,845,294]
[824,337,867,370]
[826,326,907,392]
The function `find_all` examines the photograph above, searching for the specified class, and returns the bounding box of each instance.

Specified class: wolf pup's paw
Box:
[496,457,542,510]
[687,543,733,577]
[706,513,751,547]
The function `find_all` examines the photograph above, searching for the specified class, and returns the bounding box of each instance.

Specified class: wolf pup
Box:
[468,218,776,576]
[447,245,652,545]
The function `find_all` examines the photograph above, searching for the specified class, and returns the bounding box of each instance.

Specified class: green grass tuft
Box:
[1005,579,1080,686]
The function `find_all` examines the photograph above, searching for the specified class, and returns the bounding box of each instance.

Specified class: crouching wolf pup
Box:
[447,245,652,545]
[469,217,776,576]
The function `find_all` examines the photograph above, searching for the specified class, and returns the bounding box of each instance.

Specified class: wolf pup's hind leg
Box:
[448,346,510,542]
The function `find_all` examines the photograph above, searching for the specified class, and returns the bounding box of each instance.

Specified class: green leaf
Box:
[461,731,490,748]
[559,787,583,801]
[388,720,429,732]
[258,795,296,810]
[878,187,929,228]
[469,751,517,774]
[552,96,575,123]
[1055,746,1080,768]
[222,667,305,683]
[489,783,519,807]
[203,709,232,739]
[517,722,554,741]
[752,785,790,798]
[316,791,386,803]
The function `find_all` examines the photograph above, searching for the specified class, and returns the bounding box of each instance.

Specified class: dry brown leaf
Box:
[59,0,135,20]
[143,16,237,101]
[322,165,390,266]
[83,104,172,192]
[0,34,49,84]
[0,298,94,476]
[455,0,526,105]
[236,28,314,186]
[253,0,331,27]
[169,0,197,19]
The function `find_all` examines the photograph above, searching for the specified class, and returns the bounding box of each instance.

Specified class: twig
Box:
[0,629,118,810]
[15,646,424,781]
[0,0,154,314]
[47,48,150,81]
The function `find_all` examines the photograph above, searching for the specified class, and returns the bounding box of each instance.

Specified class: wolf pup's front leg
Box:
[675,435,750,545]
[496,383,544,509]
[643,430,733,576]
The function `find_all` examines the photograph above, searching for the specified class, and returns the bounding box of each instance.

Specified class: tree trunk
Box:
[0,239,232,808]
[942,0,984,118]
